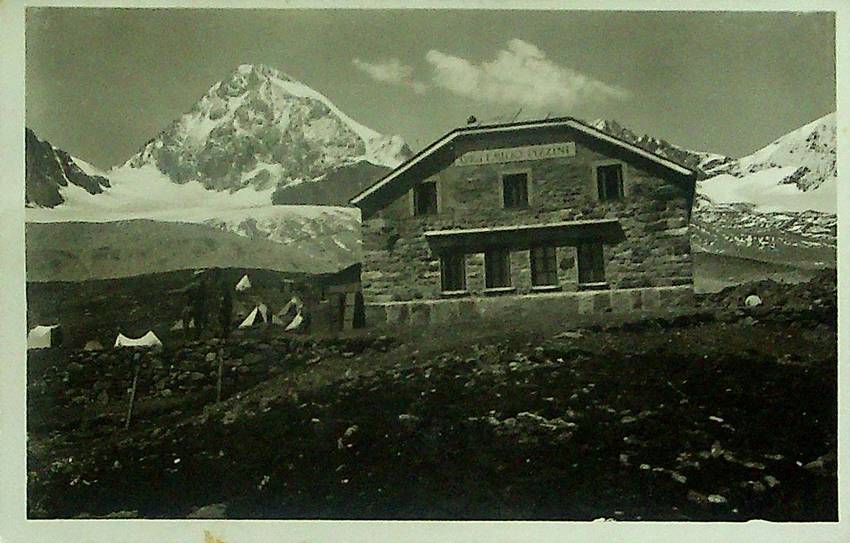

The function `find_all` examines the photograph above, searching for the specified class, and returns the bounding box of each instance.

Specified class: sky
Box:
[25,8,836,170]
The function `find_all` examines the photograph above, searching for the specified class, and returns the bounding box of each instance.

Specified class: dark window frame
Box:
[596,163,625,202]
[440,253,467,292]
[577,243,606,286]
[485,249,512,289]
[502,172,529,209]
[530,246,559,287]
[413,180,439,216]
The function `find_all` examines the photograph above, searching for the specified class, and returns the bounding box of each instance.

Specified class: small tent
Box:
[238,303,269,329]
[170,318,195,331]
[276,296,306,331]
[284,312,304,331]
[235,274,252,292]
[83,339,104,351]
[27,324,62,350]
[114,331,163,349]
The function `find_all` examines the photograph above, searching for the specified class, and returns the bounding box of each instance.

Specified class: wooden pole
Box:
[216,348,224,404]
[125,358,141,430]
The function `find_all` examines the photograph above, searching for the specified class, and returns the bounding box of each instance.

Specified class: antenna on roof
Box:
[544,112,552,120]
[510,107,523,123]
[466,115,478,125]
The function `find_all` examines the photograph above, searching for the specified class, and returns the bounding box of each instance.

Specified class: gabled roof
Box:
[349,116,698,218]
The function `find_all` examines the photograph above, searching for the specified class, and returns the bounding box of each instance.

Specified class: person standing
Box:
[190,273,208,340]
[219,283,233,339]
[181,299,193,342]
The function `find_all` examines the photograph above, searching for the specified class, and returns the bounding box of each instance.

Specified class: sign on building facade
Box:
[455,142,576,166]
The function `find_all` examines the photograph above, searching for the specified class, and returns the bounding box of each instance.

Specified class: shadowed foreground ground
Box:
[27,272,837,520]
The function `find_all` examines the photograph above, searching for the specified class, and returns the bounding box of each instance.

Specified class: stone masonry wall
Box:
[361,130,693,303]
[365,285,695,328]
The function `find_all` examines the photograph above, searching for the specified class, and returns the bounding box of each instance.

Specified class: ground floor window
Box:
[485,249,512,288]
[440,254,467,292]
[577,243,606,285]
[530,246,558,287]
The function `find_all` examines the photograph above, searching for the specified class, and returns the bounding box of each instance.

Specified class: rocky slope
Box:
[27,271,837,520]
[25,213,360,283]
[691,195,836,267]
[592,113,837,266]
[25,129,111,208]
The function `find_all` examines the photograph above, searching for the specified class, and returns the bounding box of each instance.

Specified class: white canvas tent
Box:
[27,324,61,350]
[235,274,252,292]
[170,318,195,331]
[238,303,269,329]
[285,313,304,331]
[280,296,305,331]
[84,340,104,351]
[114,331,163,349]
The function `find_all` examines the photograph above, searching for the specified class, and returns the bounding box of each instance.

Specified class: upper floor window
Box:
[597,163,624,202]
[502,173,529,209]
[485,249,512,289]
[414,181,438,216]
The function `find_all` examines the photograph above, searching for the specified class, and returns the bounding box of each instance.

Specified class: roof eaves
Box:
[350,117,697,209]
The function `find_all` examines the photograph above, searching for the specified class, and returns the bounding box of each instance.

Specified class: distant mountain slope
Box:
[691,195,836,267]
[119,63,410,194]
[25,129,111,208]
[26,215,360,282]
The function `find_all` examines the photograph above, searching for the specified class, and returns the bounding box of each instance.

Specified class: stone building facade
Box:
[349,117,697,318]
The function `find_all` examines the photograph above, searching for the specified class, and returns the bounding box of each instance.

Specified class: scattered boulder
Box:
[707,494,727,504]
[803,451,836,477]
[398,413,421,431]
[187,502,228,519]
[83,340,104,352]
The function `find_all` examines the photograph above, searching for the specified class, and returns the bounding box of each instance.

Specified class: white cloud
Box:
[352,57,427,94]
[424,39,629,110]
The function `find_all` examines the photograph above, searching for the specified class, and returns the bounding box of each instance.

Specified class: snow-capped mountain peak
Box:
[735,112,836,191]
[698,112,836,214]
[120,63,410,194]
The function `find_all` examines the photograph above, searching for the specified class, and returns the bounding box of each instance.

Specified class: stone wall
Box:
[361,129,693,303]
[365,285,695,328]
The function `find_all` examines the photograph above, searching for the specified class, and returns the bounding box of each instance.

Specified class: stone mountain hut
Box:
[349,116,698,327]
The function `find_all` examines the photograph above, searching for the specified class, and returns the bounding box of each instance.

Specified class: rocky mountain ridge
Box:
[25,128,111,208]
[121,63,410,194]
[589,119,739,179]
